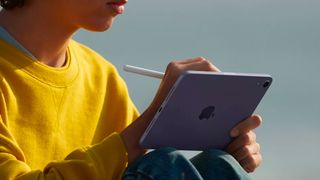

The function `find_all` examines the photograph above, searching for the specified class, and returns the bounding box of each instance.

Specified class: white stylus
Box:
[123,65,164,79]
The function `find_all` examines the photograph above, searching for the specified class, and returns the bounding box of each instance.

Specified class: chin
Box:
[82,19,114,32]
[86,24,112,32]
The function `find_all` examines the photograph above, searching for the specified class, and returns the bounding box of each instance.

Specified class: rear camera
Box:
[263,80,270,88]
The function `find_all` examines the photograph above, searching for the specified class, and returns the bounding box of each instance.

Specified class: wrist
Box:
[120,110,152,164]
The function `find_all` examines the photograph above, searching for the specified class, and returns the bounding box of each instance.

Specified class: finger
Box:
[240,153,262,173]
[231,143,260,162]
[183,58,220,72]
[177,56,207,64]
[230,114,262,137]
[165,57,208,75]
[165,58,220,79]
[225,131,256,153]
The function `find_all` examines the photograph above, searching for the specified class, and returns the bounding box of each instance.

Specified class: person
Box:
[0,0,262,179]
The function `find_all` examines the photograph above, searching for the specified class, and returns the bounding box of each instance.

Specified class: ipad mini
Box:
[140,71,272,150]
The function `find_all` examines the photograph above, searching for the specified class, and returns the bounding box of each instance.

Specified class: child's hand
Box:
[225,115,263,173]
[147,57,220,116]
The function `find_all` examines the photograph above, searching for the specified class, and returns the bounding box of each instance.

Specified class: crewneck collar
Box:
[0,39,79,87]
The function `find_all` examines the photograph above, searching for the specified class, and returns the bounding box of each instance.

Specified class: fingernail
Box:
[231,129,239,137]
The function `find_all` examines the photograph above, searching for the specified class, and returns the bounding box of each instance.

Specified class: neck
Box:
[0,7,77,67]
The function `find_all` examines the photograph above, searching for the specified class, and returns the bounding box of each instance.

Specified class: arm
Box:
[0,114,128,180]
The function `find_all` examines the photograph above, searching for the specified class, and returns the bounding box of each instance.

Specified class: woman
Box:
[0,0,262,179]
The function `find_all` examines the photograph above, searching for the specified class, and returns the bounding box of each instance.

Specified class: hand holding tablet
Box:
[124,64,272,150]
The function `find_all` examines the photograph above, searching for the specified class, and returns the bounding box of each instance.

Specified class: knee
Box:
[127,147,181,169]
[148,147,178,158]
[202,149,238,164]
[192,149,248,177]
[123,148,192,179]
[209,149,241,168]
[141,147,179,163]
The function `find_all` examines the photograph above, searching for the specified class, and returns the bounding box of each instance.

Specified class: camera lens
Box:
[263,80,270,88]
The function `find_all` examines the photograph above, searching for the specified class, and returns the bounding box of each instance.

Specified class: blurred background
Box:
[73,0,320,179]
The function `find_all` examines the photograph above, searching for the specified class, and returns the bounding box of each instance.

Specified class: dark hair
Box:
[0,0,25,10]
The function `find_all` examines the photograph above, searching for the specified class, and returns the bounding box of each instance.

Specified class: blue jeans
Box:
[122,148,251,180]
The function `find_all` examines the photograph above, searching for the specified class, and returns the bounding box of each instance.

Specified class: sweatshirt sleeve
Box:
[0,113,129,180]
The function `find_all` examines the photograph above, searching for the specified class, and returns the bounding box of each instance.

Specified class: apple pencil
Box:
[123,65,164,79]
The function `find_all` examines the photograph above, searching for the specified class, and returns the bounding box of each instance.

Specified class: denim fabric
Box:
[122,148,251,180]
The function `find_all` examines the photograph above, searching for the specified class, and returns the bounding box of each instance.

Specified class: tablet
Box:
[140,71,272,150]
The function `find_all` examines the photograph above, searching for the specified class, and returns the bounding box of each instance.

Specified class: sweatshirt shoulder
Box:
[68,40,117,74]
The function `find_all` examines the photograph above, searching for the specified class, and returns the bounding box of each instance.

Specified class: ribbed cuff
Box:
[88,133,128,180]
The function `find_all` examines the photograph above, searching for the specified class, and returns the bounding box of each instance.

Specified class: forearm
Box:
[120,107,154,164]
[119,78,172,164]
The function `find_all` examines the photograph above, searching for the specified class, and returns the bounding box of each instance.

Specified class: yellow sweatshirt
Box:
[0,39,139,179]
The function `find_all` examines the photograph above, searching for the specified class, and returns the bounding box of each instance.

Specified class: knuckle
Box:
[247,155,255,164]
[202,60,216,71]
[196,57,220,72]
[257,153,263,165]
[250,131,257,141]
[243,133,252,144]
[256,143,261,152]
[166,61,184,78]
[197,56,207,61]
[250,162,258,171]
[202,59,212,66]
[247,167,255,173]
[245,163,256,172]
[167,61,182,72]
[242,146,251,155]
[167,61,178,69]
[241,155,259,173]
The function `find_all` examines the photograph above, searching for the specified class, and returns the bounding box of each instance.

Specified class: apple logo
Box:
[198,106,215,120]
